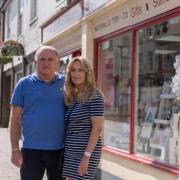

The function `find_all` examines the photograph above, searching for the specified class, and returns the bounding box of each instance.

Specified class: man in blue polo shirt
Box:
[9,46,65,180]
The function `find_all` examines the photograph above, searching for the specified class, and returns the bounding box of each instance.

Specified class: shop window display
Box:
[136,16,180,167]
[58,50,81,74]
[98,33,132,151]
[58,55,70,74]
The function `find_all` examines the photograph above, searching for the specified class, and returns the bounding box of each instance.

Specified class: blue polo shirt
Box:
[10,73,65,150]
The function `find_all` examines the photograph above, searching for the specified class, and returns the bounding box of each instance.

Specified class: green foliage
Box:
[0,56,12,64]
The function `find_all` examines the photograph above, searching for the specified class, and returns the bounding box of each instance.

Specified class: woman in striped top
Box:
[62,56,104,180]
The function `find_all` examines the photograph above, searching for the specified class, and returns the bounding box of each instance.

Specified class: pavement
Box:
[0,128,48,180]
[0,128,122,180]
[0,128,20,180]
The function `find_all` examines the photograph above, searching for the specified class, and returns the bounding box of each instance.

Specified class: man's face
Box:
[35,49,58,77]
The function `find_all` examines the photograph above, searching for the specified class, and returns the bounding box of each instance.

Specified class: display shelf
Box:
[154,119,170,125]
[149,90,173,161]
[150,143,165,160]
[157,93,175,119]
[141,122,153,126]
[150,143,163,149]
[160,94,175,99]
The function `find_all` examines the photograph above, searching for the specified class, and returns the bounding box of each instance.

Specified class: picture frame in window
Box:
[145,106,157,123]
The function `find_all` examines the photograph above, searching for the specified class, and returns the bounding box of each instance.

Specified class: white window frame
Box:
[56,0,71,7]
[30,0,37,24]
[17,0,24,36]
[6,6,11,39]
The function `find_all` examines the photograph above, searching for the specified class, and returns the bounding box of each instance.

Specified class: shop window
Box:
[58,50,81,74]
[136,16,180,167]
[98,33,132,151]
[58,54,72,74]
[14,71,23,85]
[26,63,35,75]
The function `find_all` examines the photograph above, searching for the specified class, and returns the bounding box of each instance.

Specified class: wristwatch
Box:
[84,151,91,157]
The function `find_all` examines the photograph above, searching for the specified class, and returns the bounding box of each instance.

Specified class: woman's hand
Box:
[78,156,90,176]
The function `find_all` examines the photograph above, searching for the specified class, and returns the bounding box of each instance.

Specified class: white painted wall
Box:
[4,0,18,40]
[3,0,66,55]
[3,0,127,56]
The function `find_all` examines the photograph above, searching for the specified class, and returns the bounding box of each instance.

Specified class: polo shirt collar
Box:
[31,72,62,82]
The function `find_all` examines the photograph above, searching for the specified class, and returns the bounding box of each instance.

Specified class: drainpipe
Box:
[81,0,84,18]
[0,64,3,127]
[10,61,14,95]
[0,9,5,127]
[22,56,26,76]
[179,136,180,180]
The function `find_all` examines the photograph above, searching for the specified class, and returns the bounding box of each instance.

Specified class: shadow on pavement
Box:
[94,168,124,180]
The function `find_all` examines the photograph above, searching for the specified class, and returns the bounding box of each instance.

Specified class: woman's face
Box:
[70,61,86,88]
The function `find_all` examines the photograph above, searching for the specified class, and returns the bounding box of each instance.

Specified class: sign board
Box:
[43,2,82,42]
[93,0,180,38]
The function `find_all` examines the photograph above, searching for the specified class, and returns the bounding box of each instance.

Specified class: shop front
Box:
[39,0,179,178]
[93,0,180,179]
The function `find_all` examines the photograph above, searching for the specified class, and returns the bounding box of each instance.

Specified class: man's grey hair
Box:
[34,45,59,61]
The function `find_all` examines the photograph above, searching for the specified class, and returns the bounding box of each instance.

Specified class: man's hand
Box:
[11,149,23,167]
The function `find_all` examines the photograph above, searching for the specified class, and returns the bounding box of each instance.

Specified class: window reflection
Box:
[59,55,70,74]
[99,33,131,151]
[136,16,180,167]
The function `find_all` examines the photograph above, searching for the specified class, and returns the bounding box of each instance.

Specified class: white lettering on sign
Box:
[93,0,179,38]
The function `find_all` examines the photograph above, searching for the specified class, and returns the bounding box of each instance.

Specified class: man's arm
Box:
[9,105,23,167]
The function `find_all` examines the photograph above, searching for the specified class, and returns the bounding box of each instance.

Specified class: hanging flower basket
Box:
[0,40,25,64]
[0,56,12,64]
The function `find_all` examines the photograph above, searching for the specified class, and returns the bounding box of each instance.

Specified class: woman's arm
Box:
[85,116,103,153]
[78,116,104,176]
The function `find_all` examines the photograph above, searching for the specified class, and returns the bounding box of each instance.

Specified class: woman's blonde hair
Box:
[64,56,96,106]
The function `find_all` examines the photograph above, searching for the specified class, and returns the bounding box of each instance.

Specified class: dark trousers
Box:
[20,148,64,180]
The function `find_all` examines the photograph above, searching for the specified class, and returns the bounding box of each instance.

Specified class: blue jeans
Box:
[20,148,64,180]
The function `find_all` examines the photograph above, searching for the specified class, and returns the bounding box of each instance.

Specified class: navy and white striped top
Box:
[63,89,104,180]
